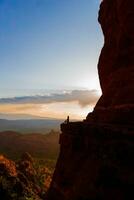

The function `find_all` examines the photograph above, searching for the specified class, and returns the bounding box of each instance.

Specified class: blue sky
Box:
[0,0,103,119]
[0,0,103,91]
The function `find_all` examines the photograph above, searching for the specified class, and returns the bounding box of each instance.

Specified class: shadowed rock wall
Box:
[87,0,134,124]
[46,0,134,199]
[47,123,134,200]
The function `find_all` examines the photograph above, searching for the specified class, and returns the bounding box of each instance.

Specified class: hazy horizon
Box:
[0,0,103,120]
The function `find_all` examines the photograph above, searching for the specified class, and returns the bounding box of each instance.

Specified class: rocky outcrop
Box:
[0,154,43,200]
[47,122,134,200]
[46,0,134,199]
[87,0,134,124]
[0,155,17,177]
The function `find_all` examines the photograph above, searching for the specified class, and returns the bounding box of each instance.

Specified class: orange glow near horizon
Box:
[0,102,94,120]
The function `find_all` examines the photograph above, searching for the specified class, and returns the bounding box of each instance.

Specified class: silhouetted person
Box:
[64,116,69,124]
[67,116,69,123]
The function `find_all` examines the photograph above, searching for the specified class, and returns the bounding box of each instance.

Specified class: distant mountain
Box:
[0,113,55,120]
[0,118,63,133]
[0,130,60,160]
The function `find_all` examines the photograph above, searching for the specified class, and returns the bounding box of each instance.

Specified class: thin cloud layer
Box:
[0,90,100,107]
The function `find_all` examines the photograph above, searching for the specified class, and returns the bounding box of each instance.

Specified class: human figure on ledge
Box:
[67,116,69,124]
[64,116,69,124]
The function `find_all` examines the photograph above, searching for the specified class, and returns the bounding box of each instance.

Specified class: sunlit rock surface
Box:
[46,0,134,199]
[0,154,43,200]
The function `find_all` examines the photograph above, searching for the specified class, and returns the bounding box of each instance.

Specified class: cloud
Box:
[0,90,100,107]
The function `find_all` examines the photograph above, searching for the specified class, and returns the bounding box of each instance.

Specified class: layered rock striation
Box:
[46,0,134,199]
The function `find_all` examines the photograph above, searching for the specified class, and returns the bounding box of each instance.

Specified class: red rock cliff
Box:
[46,0,134,199]
[87,0,134,124]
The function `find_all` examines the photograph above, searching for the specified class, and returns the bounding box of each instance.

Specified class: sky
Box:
[0,0,103,120]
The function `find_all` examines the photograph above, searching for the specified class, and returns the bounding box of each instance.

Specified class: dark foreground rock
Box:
[46,0,134,199]
[46,122,134,200]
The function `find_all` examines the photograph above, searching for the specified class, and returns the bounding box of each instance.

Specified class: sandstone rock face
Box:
[46,123,134,200]
[98,0,134,94]
[46,0,134,199]
[87,0,134,124]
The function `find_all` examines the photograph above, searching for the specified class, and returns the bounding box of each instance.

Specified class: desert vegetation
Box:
[0,130,60,200]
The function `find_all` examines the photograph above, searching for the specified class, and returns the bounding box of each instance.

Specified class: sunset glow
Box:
[0,0,102,120]
[0,102,94,120]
